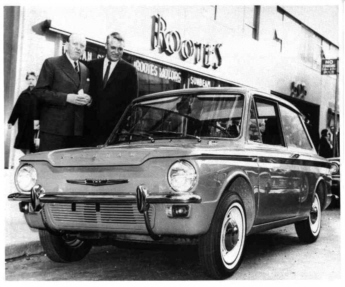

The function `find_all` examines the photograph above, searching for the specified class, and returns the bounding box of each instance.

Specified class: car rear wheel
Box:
[39,230,92,262]
[199,193,246,279]
[295,192,321,243]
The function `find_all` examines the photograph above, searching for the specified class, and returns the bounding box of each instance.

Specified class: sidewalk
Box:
[4,168,43,260]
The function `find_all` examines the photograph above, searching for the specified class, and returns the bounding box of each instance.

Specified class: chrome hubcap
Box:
[224,219,239,251]
[310,205,318,224]
[309,194,321,235]
[220,203,245,268]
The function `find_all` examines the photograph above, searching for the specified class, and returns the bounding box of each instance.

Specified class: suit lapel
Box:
[74,60,87,134]
[79,62,88,91]
[97,59,105,87]
[59,54,80,88]
[104,59,123,88]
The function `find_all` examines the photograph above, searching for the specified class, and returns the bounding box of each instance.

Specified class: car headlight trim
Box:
[168,160,197,193]
[15,164,37,192]
[330,162,339,175]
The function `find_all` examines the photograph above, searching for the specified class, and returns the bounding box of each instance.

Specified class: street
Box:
[5,207,341,281]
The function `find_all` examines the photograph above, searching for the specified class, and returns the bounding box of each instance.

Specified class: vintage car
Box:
[9,87,332,279]
[329,157,340,207]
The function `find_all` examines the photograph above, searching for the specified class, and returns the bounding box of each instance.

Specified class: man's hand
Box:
[67,93,90,106]
[34,120,40,130]
[79,89,92,106]
[84,94,92,106]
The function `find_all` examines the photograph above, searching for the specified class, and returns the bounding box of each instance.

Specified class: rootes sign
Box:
[152,14,222,69]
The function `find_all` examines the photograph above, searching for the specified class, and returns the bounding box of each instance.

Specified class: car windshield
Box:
[108,93,244,144]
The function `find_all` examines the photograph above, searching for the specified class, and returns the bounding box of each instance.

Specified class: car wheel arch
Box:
[218,172,256,234]
[313,177,328,211]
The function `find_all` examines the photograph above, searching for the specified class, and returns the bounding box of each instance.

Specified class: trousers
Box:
[39,131,82,152]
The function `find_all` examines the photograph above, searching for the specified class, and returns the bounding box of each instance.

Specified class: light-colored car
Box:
[9,87,332,279]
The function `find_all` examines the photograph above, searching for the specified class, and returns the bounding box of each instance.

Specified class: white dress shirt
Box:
[65,53,80,72]
[103,57,118,80]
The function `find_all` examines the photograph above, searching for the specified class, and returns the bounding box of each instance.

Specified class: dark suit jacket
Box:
[86,58,138,143]
[34,54,90,136]
[318,136,333,158]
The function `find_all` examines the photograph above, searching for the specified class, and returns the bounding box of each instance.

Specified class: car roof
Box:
[133,87,302,115]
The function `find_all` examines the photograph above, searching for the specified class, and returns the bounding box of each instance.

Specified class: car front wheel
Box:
[39,230,92,262]
[295,192,321,243]
[199,193,246,279]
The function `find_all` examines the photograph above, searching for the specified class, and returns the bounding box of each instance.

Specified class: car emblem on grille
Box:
[66,179,129,186]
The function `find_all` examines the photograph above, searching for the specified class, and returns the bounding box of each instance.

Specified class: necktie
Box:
[103,61,111,89]
[74,61,80,80]
[74,61,79,72]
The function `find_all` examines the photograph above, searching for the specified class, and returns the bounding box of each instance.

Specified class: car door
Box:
[249,96,301,225]
[278,103,316,214]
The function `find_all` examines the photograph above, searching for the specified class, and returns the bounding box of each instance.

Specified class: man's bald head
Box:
[66,33,86,61]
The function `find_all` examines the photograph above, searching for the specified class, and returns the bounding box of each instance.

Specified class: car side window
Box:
[254,97,284,146]
[248,100,262,142]
[279,104,313,150]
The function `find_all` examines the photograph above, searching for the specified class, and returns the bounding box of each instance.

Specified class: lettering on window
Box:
[133,59,182,83]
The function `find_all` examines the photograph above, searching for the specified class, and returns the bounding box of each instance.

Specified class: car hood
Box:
[20,142,244,167]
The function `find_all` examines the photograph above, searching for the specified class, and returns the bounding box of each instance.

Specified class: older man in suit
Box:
[85,32,138,145]
[35,33,91,151]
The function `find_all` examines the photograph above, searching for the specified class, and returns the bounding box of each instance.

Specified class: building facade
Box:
[3,5,340,168]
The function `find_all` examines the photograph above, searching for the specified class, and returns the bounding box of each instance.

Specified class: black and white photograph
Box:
[2,0,344,282]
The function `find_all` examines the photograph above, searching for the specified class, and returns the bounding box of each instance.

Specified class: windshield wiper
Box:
[150,131,201,143]
[184,134,202,142]
[117,132,155,143]
[150,131,183,137]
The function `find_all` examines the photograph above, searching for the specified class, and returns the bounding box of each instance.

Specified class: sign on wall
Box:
[321,59,338,75]
[152,14,222,70]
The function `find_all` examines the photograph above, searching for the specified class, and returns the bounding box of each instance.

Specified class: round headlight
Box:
[168,160,197,193]
[15,164,37,192]
[330,162,339,174]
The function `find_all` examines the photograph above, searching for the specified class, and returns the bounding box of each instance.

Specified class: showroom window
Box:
[124,55,186,97]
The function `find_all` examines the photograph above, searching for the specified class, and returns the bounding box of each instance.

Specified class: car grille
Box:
[45,202,155,232]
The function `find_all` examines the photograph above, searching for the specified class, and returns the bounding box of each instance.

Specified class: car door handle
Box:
[291,154,300,159]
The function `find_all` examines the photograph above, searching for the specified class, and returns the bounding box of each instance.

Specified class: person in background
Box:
[8,72,39,154]
[330,126,340,157]
[34,33,91,151]
[318,129,333,158]
[84,32,138,146]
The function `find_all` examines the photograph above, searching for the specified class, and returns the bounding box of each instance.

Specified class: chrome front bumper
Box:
[8,185,202,240]
[8,185,202,205]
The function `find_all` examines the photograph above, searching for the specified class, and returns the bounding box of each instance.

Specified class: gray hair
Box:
[106,32,124,44]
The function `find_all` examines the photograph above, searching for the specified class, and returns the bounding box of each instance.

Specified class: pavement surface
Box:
[3,168,43,260]
[5,208,341,280]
